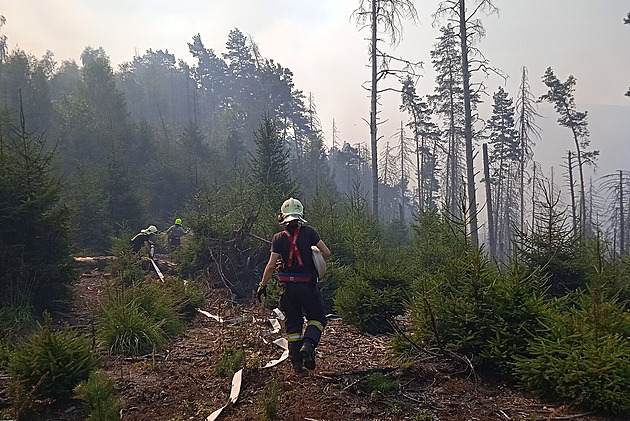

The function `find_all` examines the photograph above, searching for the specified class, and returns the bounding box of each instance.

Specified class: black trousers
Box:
[280,281,327,363]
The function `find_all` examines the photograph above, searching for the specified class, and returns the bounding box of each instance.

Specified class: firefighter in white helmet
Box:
[257,198,331,373]
[130,225,158,257]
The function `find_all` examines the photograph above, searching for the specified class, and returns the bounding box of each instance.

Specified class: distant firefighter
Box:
[130,225,158,257]
[166,218,187,250]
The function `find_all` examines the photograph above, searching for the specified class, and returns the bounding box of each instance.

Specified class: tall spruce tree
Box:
[487,86,519,257]
[249,115,298,206]
[0,104,74,312]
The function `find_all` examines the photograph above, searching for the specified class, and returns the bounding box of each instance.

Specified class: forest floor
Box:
[0,256,625,421]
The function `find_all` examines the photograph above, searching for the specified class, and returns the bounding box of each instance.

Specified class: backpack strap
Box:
[282,226,303,267]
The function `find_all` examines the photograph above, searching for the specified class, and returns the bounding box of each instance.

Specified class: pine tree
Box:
[540,67,599,239]
[0,47,53,132]
[400,76,440,211]
[0,15,6,66]
[329,142,371,197]
[188,34,229,121]
[117,49,193,139]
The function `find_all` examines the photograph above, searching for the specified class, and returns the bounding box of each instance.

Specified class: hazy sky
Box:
[2,1,629,173]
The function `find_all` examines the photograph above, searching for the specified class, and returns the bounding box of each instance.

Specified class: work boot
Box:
[300,341,316,370]
[292,361,304,373]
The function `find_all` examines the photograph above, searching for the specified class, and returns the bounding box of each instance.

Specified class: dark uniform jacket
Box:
[130,232,151,253]
[271,224,321,277]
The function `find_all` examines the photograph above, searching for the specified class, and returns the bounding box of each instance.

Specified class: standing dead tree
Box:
[515,66,541,234]
[353,0,420,218]
[600,170,629,257]
[434,0,504,248]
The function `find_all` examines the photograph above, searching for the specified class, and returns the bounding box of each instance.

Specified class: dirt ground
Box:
[0,256,626,421]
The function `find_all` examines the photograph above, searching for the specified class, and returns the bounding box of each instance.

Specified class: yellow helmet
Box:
[175,218,182,225]
[280,197,306,224]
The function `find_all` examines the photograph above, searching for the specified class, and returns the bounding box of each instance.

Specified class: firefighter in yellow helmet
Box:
[166,218,186,250]
[257,198,331,373]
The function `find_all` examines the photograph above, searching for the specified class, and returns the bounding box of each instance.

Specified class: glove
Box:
[150,244,155,258]
[257,283,267,303]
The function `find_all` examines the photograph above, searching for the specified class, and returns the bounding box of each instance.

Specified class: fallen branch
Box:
[319,366,398,378]
[401,392,426,405]
[388,315,476,379]
[502,407,596,420]
[549,413,596,420]
[388,317,440,358]
[423,297,443,351]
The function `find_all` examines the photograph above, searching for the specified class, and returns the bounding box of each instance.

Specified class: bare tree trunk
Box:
[495,154,505,253]
[415,133,422,210]
[420,133,426,211]
[431,137,440,209]
[519,69,526,233]
[531,164,536,230]
[567,120,586,238]
[399,121,406,222]
[447,77,457,217]
[483,143,496,257]
[370,0,379,218]
[459,0,479,247]
[619,170,626,256]
[504,168,514,255]
[449,128,457,216]
[568,151,577,233]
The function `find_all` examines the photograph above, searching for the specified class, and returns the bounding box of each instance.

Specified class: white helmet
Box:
[280,197,306,224]
[145,225,158,235]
